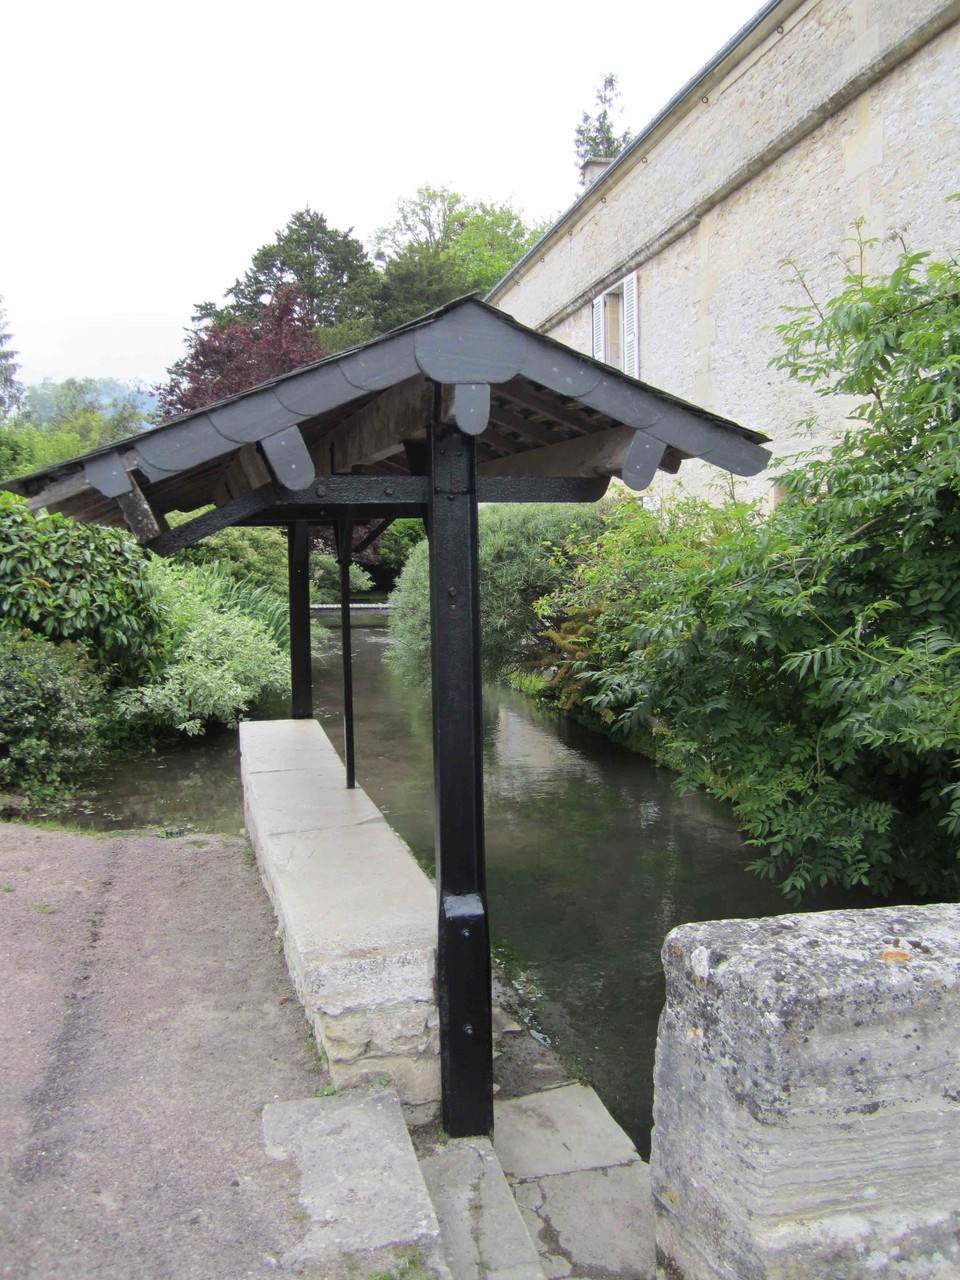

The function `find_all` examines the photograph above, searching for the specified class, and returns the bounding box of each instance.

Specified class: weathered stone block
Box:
[651,904,960,1279]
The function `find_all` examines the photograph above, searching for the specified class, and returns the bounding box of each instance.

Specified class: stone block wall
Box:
[650,905,960,1278]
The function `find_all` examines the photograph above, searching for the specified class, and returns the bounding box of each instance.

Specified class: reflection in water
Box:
[68,610,871,1157]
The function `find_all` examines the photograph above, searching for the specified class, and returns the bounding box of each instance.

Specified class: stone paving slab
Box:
[494,1084,639,1180]
[493,1086,655,1280]
[512,1165,654,1280]
[420,1138,546,1280]
[263,1090,450,1277]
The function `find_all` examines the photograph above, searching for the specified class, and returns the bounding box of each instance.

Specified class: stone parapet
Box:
[240,719,440,1106]
[650,904,960,1278]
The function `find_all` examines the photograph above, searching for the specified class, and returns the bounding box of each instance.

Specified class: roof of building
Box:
[3,297,769,544]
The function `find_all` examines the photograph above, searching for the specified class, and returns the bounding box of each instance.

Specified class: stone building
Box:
[488,0,960,502]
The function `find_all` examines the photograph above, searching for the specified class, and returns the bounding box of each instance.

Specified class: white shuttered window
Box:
[591,272,639,377]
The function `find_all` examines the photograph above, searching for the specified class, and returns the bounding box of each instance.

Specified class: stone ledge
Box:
[241,719,440,1106]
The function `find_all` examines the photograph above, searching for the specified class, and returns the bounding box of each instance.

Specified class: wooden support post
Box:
[287,522,313,719]
[336,512,357,790]
[428,406,493,1138]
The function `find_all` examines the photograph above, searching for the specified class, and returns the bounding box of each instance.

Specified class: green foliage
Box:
[372,186,545,330]
[114,562,289,735]
[0,377,152,479]
[0,297,23,420]
[168,514,289,597]
[387,504,604,683]
[0,632,105,802]
[549,239,960,901]
[378,518,426,573]
[574,74,632,178]
[309,551,374,603]
[0,492,165,680]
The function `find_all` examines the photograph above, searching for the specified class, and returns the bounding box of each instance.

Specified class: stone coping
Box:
[240,719,440,1106]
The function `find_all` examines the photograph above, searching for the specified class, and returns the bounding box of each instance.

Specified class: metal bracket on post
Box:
[428,390,493,1138]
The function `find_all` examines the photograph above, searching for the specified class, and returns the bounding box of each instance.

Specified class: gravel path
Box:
[0,823,331,1280]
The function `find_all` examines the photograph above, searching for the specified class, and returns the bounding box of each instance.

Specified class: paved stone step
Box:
[421,1137,547,1280]
[493,1084,656,1280]
[263,1087,451,1278]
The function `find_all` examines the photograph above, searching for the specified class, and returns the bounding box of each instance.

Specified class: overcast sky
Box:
[3,0,766,388]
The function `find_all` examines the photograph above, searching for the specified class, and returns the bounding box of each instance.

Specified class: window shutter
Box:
[592,296,604,362]
[623,272,638,377]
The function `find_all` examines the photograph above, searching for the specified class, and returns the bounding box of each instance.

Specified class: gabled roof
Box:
[4,298,769,540]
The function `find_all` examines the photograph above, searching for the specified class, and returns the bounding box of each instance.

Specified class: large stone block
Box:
[651,904,960,1279]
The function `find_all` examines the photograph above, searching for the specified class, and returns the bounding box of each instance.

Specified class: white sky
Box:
[3,0,766,388]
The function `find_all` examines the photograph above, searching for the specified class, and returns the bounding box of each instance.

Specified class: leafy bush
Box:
[378,518,426,573]
[0,632,105,801]
[388,504,604,682]
[553,241,960,901]
[310,551,374,603]
[114,563,289,735]
[169,515,289,597]
[0,492,165,680]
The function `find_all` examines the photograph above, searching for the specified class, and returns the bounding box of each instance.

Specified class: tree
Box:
[574,74,632,180]
[0,298,23,420]
[211,207,376,332]
[157,285,327,418]
[372,186,545,331]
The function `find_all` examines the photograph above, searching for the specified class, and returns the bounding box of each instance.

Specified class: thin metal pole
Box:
[337,512,356,790]
[428,403,493,1138]
[287,522,312,719]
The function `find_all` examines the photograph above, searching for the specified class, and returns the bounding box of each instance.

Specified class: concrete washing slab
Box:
[240,719,440,1106]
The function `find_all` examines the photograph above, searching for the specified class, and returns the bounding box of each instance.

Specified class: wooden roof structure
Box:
[3,298,769,1139]
[5,298,768,539]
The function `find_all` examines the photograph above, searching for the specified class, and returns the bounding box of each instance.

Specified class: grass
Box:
[34,900,57,915]
[370,1247,439,1280]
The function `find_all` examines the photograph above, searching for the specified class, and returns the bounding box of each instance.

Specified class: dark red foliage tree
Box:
[156,285,326,419]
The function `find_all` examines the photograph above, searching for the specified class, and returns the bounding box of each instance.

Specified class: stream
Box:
[67,609,866,1156]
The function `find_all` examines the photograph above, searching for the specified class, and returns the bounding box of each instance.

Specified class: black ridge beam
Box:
[477,477,610,503]
[428,413,493,1139]
[287,522,313,720]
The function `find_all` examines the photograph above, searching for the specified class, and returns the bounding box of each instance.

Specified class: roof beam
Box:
[497,378,598,435]
[312,375,432,475]
[478,425,636,479]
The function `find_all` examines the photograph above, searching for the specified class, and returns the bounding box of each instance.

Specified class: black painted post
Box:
[428,411,493,1138]
[337,513,357,790]
[287,522,312,719]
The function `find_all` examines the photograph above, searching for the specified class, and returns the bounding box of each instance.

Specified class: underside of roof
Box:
[3,298,769,545]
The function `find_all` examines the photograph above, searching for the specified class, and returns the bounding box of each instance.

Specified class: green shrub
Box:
[0,632,105,802]
[0,492,165,681]
[114,563,289,735]
[378,518,426,573]
[554,240,960,901]
[168,515,289,597]
[387,504,604,683]
[310,551,374,603]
